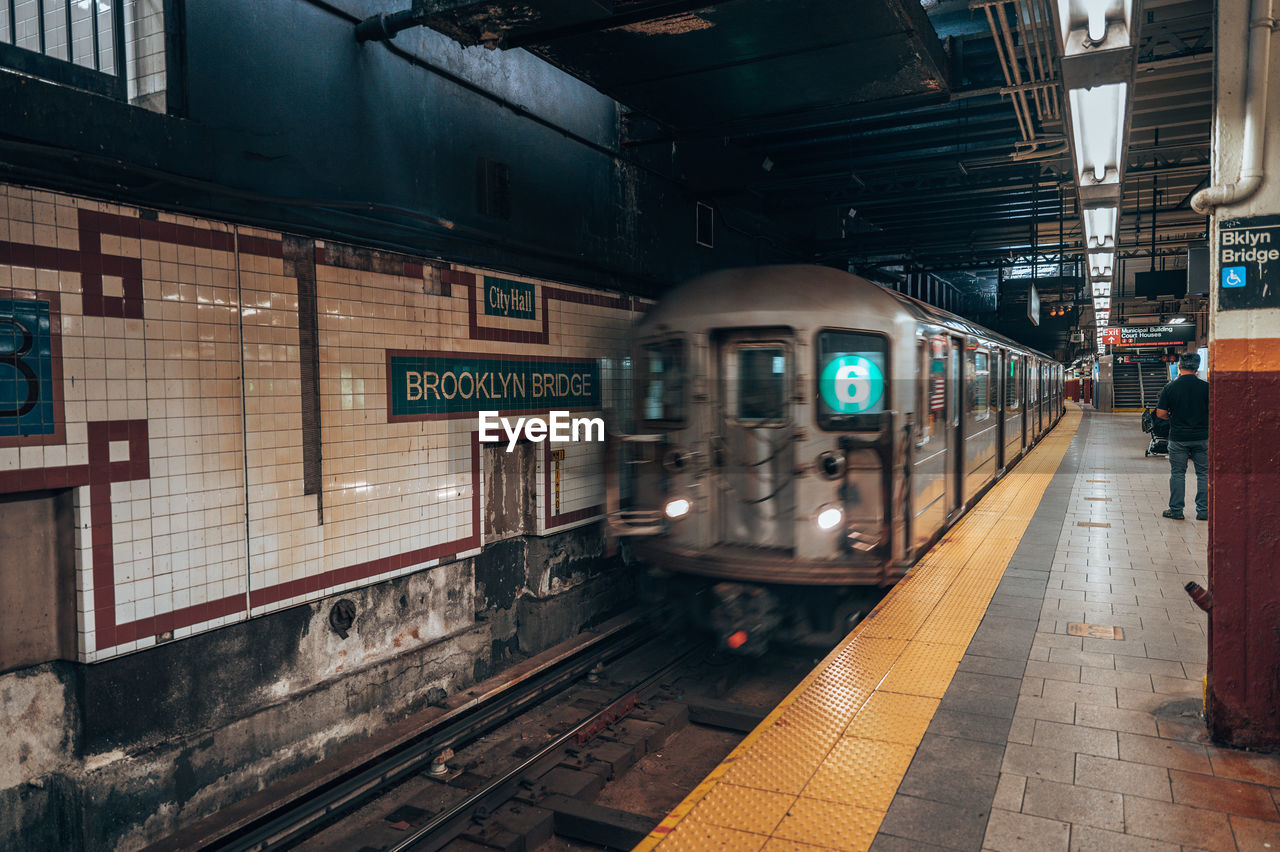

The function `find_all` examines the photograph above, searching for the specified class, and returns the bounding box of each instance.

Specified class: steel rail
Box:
[389,640,703,852]
[205,614,663,851]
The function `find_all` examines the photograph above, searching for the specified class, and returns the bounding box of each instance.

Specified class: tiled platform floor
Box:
[877,409,1280,852]
[644,408,1280,852]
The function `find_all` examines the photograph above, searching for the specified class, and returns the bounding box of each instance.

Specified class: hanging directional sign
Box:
[1100,325,1195,348]
[1219,215,1280,311]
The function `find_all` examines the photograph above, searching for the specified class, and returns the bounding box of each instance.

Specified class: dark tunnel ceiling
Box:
[421,0,951,131]
[408,0,1212,352]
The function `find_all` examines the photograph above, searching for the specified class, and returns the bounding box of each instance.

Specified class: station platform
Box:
[638,405,1280,851]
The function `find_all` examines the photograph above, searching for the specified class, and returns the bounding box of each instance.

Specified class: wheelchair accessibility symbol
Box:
[1222,265,1247,288]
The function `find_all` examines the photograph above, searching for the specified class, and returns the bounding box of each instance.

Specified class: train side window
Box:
[1006,356,1021,412]
[973,349,990,421]
[916,341,931,444]
[929,336,946,428]
[641,338,686,425]
[990,351,1001,413]
[734,345,788,424]
[815,330,888,431]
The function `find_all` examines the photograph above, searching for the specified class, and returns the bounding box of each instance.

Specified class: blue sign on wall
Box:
[0,299,56,438]
[1221,265,1246,288]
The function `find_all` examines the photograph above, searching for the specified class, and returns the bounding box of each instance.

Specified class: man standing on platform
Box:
[1156,352,1209,520]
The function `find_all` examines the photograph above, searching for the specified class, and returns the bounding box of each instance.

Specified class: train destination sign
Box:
[1100,325,1195,348]
[387,351,599,420]
[1218,215,1280,311]
[483,276,536,319]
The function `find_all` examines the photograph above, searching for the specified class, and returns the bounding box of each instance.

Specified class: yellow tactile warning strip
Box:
[637,404,1083,852]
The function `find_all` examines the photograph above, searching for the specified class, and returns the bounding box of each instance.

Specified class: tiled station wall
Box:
[0,182,643,663]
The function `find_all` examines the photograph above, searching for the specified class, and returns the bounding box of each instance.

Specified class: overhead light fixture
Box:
[1094,296,1112,312]
[1055,0,1138,89]
[1084,206,1118,248]
[1167,316,1187,324]
[1088,250,1114,277]
[1053,0,1138,336]
[1068,83,1128,203]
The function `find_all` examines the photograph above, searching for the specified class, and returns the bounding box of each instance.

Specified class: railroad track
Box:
[383,639,702,852]
[156,605,814,852]
[300,635,812,852]
[151,610,660,852]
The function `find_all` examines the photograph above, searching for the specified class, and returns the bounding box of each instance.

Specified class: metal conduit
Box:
[1025,0,1059,119]
[995,3,1037,139]
[1016,0,1047,120]
[972,0,1061,151]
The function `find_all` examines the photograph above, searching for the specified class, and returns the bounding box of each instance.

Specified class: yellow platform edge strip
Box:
[637,404,1083,852]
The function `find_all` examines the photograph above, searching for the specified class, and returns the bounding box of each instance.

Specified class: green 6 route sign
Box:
[819,354,885,414]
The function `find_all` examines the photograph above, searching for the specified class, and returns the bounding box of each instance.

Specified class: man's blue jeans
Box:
[1168,439,1209,516]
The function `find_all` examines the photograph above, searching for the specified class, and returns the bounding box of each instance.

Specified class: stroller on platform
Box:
[1142,407,1170,457]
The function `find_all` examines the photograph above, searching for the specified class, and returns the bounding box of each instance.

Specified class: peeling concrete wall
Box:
[0,667,75,790]
[0,525,631,851]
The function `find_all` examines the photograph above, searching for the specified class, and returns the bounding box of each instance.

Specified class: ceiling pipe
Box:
[977,1,1033,142]
[1191,0,1276,213]
[355,7,423,42]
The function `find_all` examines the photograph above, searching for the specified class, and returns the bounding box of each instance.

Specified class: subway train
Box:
[606,265,1064,649]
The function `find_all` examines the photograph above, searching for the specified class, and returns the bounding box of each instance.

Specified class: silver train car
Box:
[606,265,1064,647]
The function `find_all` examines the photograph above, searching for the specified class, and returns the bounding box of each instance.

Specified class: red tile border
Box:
[85,419,155,649]
[247,433,482,610]
[0,221,634,654]
[1,207,283,323]
[453,269,638,345]
[543,439,602,531]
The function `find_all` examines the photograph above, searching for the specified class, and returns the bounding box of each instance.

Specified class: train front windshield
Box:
[815,331,888,430]
[640,338,686,425]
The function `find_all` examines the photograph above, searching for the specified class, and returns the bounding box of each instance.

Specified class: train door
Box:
[1031,361,1041,436]
[713,330,795,550]
[913,335,948,549]
[947,335,964,518]
[996,350,1007,470]
[1038,363,1046,433]
[1019,358,1029,451]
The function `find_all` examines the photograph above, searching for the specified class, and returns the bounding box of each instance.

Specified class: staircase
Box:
[1113,362,1172,410]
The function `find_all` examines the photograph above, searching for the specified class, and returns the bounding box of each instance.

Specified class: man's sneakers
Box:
[1197,512,1208,521]
[1162,509,1184,520]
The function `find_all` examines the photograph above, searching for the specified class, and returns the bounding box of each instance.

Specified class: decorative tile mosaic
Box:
[0,183,643,661]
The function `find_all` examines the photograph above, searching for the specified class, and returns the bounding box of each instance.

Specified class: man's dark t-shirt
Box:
[1156,374,1209,442]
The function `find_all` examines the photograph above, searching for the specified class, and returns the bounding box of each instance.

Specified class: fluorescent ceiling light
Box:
[1092,281,1111,297]
[1084,206,1118,248]
[1088,250,1114,277]
[1057,0,1134,51]
[1069,83,1128,184]
[1094,296,1111,311]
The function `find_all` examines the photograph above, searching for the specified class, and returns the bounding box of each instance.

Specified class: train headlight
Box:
[664,498,691,519]
[816,505,843,530]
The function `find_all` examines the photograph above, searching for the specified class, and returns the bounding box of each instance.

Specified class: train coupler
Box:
[707,582,782,656]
